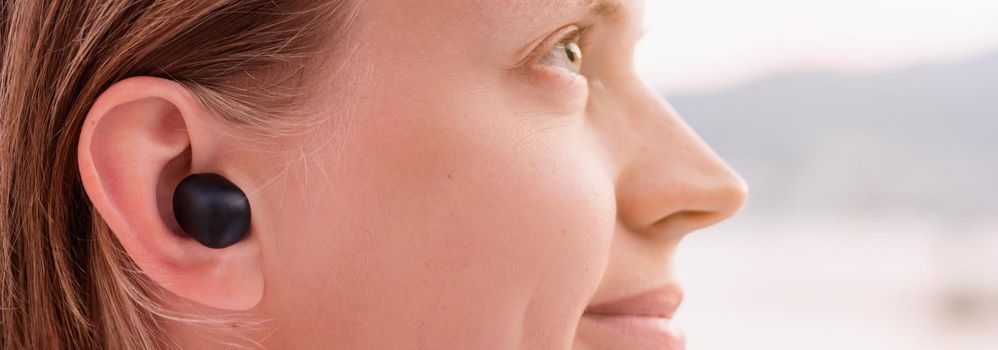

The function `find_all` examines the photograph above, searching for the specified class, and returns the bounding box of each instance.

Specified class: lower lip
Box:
[579,314,685,350]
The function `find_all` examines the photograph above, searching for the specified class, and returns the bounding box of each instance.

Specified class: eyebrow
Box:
[582,0,623,17]
[505,0,627,66]
[524,0,623,19]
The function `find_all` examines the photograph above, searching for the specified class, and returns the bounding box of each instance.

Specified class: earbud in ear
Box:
[173,173,251,249]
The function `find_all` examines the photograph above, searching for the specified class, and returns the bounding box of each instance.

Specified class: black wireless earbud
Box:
[172,173,251,249]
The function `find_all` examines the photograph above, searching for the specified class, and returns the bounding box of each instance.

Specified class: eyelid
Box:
[516,24,592,69]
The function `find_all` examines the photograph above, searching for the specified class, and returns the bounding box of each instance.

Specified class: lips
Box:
[579,285,686,350]
[584,285,684,318]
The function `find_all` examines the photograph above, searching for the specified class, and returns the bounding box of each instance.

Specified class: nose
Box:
[602,79,748,237]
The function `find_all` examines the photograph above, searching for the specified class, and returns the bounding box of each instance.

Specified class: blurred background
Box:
[633,0,998,349]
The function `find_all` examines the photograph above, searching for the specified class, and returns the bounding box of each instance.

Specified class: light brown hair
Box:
[0,1,354,348]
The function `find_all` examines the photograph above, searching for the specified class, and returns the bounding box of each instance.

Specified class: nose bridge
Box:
[610,80,748,234]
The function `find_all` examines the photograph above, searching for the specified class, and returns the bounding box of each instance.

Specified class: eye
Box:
[538,30,584,74]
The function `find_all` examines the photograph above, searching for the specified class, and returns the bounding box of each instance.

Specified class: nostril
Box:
[652,208,735,239]
[614,168,750,235]
[657,210,724,235]
[639,172,750,238]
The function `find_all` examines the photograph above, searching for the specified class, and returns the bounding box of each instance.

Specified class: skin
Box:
[77,0,747,349]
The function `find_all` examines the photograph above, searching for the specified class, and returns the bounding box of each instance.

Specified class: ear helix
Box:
[172,173,251,249]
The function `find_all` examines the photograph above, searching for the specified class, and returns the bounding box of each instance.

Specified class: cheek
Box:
[260,89,616,347]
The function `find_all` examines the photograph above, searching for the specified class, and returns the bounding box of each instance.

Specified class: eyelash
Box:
[541,27,588,65]
[525,25,593,72]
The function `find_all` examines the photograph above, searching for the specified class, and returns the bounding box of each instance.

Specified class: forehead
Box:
[358,0,636,52]
[464,0,626,34]
[475,0,619,16]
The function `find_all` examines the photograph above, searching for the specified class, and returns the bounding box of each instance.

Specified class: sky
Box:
[635,0,998,93]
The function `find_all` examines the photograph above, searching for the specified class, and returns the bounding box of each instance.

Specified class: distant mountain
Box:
[666,51,998,221]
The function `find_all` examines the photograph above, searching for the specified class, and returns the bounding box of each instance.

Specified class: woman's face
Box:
[248,0,747,348]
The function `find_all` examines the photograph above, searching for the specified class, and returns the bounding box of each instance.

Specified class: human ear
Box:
[77,76,263,310]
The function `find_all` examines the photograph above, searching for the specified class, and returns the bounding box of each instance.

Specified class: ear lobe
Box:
[78,76,263,311]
